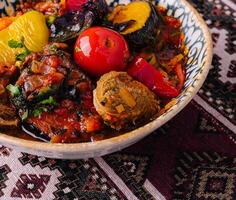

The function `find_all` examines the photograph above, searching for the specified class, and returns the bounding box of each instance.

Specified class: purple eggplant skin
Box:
[108,2,162,50]
[22,123,51,142]
[50,11,94,42]
[50,0,109,42]
[126,4,161,49]
[82,0,109,23]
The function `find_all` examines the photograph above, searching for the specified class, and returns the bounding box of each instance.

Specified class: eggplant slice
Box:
[50,11,94,42]
[22,123,50,142]
[108,1,161,49]
[8,43,103,143]
[50,0,108,42]
[24,98,102,143]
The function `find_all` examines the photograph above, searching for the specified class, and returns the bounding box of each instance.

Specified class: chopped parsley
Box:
[32,108,44,117]
[39,96,57,106]
[32,96,58,117]
[8,40,24,48]
[15,49,31,61]
[8,38,31,61]
[6,84,20,97]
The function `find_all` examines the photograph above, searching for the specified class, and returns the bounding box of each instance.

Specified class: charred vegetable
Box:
[7,43,72,120]
[20,71,102,143]
[67,0,108,23]
[7,43,103,142]
[108,1,160,49]
[50,11,94,42]
[25,99,102,143]
[50,0,108,42]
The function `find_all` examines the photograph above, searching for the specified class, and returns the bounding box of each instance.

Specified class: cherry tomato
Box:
[74,27,130,76]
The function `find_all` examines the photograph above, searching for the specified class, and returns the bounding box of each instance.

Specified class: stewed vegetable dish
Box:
[0,0,187,143]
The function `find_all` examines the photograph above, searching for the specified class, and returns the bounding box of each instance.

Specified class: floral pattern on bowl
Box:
[0,0,18,16]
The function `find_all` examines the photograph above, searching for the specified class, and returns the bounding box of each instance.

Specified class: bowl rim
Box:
[0,0,213,154]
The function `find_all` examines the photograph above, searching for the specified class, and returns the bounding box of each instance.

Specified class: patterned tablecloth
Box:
[0,0,235,199]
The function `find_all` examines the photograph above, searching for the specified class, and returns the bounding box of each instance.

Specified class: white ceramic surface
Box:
[0,0,213,159]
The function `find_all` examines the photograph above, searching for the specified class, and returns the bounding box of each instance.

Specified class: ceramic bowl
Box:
[0,0,212,159]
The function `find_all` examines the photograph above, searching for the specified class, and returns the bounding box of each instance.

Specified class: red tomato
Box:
[74,27,130,76]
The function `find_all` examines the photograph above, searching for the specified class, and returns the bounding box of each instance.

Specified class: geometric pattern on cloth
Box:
[11,174,51,199]
[191,0,236,125]
[0,164,11,197]
[104,153,154,200]
[19,154,126,199]
[172,151,236,200]
[0,148,60,200]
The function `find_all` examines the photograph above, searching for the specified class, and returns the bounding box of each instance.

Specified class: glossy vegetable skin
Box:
[127,56,179,98]
[108,1,160,49]
[66,0,108,22]
[26,98,102,143]
[74,27,130,76]
[50,0,108,42]
[7,43,103,142]
[7,44,72,120]
[0,11,49,66]
[50,11,94,42]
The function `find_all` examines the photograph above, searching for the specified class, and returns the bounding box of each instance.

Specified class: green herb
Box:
[49,45,58,52]
[32,108,44,117]
[32,96,57,117]
[8,40,24,48]
[47,15,56,26]
[15,60,23,68]
[39,96,57,105]
[8,37,31,61]
[16,49,31,61]
[6,84,20,97]
[21,110,28,121]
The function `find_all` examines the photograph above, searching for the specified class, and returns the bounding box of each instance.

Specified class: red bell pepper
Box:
[127,56,179,98]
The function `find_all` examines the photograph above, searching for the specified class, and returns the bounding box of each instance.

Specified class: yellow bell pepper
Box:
[0,11,49,66]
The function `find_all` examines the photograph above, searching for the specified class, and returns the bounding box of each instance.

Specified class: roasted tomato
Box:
[74,27,130,76]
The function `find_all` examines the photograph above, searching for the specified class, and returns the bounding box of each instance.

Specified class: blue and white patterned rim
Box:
[0,0,17,16]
